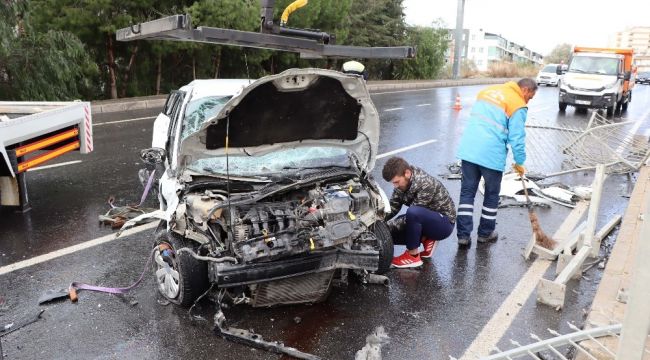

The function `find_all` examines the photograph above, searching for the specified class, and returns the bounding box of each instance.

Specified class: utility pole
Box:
[452,0,465,79]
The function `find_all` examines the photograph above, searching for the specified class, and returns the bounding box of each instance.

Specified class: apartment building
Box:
[610,27,650,72]
[446,29,543,71]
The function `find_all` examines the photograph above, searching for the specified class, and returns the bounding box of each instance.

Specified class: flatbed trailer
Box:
[0,101,93,211]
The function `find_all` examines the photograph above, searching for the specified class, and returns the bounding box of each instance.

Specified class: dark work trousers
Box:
[390,206,454,250]
[456,160,503,239]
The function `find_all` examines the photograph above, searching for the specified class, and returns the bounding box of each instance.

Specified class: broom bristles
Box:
[528,211,557,250]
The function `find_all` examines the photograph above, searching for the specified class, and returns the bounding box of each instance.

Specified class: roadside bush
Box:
[487,61,538,78]
[438,59,481,79]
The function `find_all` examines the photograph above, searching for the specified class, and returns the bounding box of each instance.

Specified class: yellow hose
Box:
[281,0,308,26]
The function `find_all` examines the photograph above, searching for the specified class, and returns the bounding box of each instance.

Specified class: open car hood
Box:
[179,68,379,172]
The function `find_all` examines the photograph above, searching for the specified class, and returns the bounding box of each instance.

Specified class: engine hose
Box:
[176,248,237,264]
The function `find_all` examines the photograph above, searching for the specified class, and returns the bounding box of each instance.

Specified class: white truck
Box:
[558,47,635,117]
[0,101,93,211]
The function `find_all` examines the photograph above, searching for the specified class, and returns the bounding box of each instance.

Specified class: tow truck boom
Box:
[116,0,415,59]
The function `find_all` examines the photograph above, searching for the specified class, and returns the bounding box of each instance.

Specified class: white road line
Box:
[377,139,438,159]
[383,107,404,112]
[94,116,156,127]
[0,222,158,276]
[459,260,553,359]
[417,103,431,107]
[26,160,82,172]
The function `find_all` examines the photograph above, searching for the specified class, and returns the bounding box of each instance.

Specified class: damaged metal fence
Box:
[523,111,650,178]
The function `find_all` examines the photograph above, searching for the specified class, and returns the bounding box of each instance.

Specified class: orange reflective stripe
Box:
[17,141,80,173]
[15,128,79,157]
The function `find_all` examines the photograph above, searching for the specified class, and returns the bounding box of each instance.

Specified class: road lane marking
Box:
[377,139,438,159]
[94,116,156,127]
[0,222,158,276]
[417,103,431,107]
[26,160,82,172]
[0,139,440,273]
[383,107,403,112]
[459,260,553,359]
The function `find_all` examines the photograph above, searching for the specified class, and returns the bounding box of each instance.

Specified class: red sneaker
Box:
[391,251,423,268]
[420,238,438,259]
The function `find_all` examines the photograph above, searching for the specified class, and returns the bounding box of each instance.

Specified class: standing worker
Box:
[342,60,368,80]
[382,157,456,268]
[455,78,537,247]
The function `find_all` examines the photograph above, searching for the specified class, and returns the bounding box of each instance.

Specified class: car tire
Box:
[606,105,614,117]
[154,231,209,306]
[559,102,567,112]
[370,221,394,275]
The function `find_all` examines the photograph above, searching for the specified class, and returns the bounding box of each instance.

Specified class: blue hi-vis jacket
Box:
[457,81,528,172]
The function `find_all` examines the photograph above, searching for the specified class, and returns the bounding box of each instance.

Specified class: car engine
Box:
[180,178,382,263]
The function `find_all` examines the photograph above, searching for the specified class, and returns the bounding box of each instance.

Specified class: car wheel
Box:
[559,102,567,112]
[154,231,209,306]
[370,221,394,275]
[606,105,614,117]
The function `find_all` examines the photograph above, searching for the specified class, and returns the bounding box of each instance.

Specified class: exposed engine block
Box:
[224,180,373,262]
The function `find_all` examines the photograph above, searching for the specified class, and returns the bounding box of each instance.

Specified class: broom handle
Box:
[520,175,533,208]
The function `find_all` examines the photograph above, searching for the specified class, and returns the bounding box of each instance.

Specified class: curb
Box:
[90,78,517,114]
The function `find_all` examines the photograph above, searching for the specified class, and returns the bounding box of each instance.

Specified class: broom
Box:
[520,175,557,250]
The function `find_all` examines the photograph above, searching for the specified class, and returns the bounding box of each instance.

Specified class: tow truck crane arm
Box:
[116,0,415,59]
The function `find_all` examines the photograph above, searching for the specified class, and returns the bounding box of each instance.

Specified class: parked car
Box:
[635,71,650,84]
[536,64,563,86]
[139,68,394,308]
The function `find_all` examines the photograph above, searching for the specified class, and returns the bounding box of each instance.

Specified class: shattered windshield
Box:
[568,57,619,75]
[188,146,355,177]
[181,96,231,140]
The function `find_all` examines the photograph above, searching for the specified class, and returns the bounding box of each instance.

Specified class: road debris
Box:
[355,326,390,360]
[0,309,44,337]
[213,307,321,360]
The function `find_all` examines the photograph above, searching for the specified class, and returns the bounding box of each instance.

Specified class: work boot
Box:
[477,231,499,243]
[457,237,471,247]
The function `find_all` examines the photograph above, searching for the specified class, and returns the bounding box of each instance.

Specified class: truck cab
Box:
[558,47,634,117]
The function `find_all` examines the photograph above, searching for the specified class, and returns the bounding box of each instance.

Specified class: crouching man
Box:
[382,157,457,268]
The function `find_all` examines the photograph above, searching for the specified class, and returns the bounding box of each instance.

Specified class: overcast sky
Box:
[402,0,649,55]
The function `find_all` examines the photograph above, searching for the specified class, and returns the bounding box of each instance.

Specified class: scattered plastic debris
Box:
[355,326,390,360]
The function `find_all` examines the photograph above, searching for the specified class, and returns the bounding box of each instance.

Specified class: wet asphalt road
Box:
[1,84,649,359]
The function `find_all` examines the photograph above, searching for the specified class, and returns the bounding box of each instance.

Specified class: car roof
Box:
[180,79,253,99]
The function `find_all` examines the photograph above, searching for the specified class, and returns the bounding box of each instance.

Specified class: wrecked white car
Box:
[140,68,393,309]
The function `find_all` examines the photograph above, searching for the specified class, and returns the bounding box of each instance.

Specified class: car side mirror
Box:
[140,147,166,165]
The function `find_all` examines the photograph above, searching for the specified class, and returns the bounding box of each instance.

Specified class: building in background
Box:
[446,29,543,72]
[610,27,650,72]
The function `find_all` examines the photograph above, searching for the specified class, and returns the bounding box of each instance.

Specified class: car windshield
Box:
[541,65,556,73]
[187,146,355,177]
[568,57,618,75]
[181,96,231,140]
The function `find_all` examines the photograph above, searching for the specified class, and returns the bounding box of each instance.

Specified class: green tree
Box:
[31,0,160,98]
[545,43,572,65]
[0,1,98,100]
[394,24,448,80]
[346,0,408,79]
